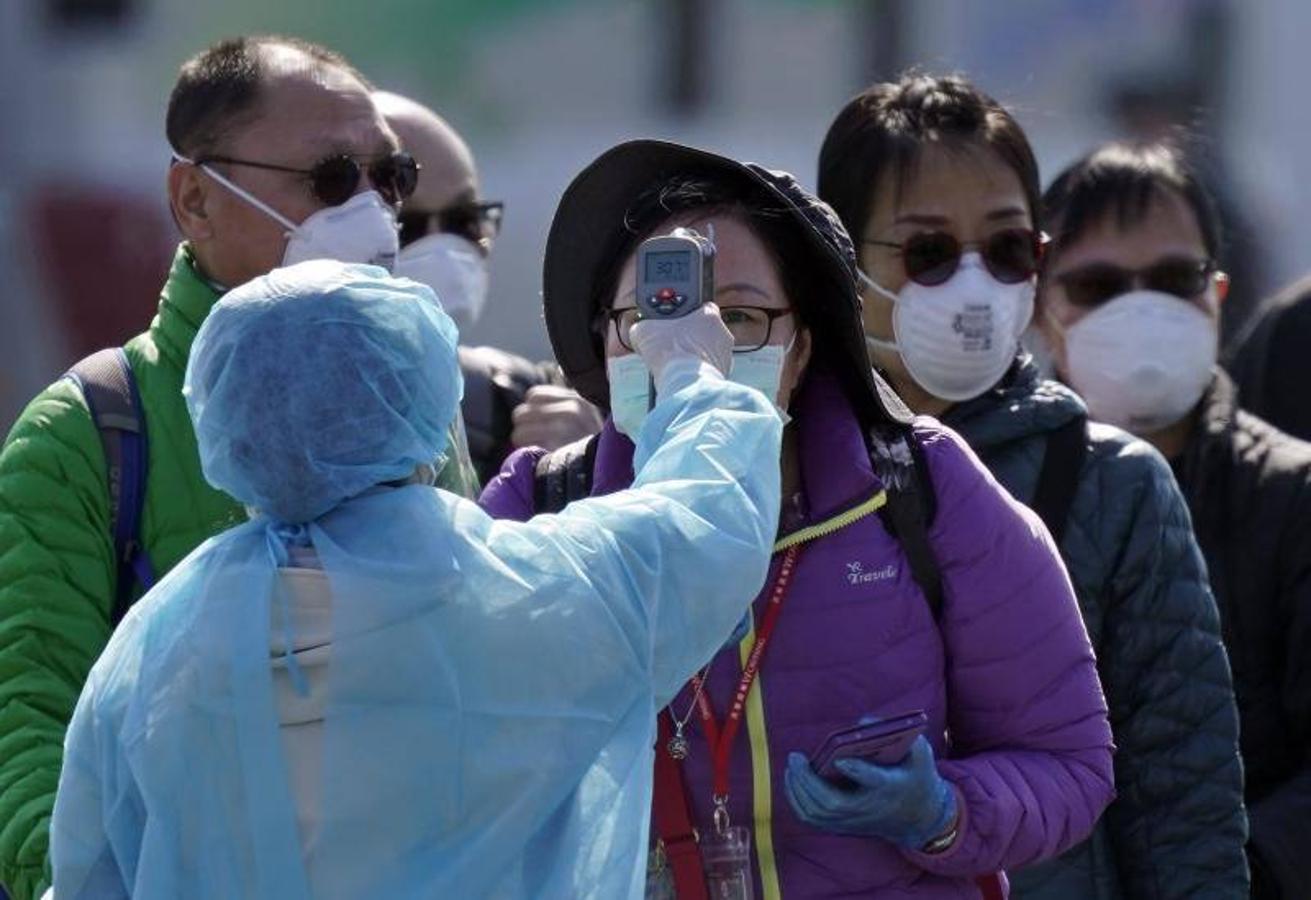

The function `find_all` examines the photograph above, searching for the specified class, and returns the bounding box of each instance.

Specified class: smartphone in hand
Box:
[811,711,928,781]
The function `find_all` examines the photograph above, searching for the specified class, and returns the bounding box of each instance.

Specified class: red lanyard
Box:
[691,543,803,800]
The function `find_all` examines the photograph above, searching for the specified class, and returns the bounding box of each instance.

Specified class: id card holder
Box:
[701,825,754,900]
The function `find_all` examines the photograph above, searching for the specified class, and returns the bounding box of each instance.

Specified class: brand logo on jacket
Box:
[845,561,898,585]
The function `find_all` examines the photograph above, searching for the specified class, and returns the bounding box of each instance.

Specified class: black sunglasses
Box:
[865,228,1048,286]
[398,201,505,249]
[1053,257,1217,309]
[195,151,420,207]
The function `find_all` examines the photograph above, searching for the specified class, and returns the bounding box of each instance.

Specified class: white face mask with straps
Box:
[176,154,400,272]
[394,233,490,332]
[859,253,1034,402]
[1054,289,1218,434]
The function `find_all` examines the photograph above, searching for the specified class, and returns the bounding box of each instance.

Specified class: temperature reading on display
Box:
[644,251,691,282]
[634,226,714,324]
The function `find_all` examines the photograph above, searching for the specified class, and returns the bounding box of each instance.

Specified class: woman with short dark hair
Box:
[818,76,1248,899]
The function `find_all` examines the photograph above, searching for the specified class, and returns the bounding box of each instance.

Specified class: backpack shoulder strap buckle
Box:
[867,423,945,621]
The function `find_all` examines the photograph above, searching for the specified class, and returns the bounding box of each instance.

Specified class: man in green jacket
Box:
[0,35,477,900]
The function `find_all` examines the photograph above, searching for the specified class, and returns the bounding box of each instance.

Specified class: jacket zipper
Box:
[773,489,888,552]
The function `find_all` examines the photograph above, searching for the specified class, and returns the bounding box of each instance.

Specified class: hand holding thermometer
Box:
[634,226,716,408]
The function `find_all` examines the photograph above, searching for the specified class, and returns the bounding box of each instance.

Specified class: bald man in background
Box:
[374,92,601,484]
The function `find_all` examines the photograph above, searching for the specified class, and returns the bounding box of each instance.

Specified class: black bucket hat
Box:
[542,139,912,427]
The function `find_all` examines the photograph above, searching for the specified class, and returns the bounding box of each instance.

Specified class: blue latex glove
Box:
[784,735,957,849]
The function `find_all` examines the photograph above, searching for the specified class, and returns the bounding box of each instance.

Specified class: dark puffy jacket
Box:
[943,357,1249,900]
[1173,370,1311,900]
[1226,276,1311,442]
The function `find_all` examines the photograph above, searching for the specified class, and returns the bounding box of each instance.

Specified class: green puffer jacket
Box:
[942,357,1249,900]
[0,245,479,899]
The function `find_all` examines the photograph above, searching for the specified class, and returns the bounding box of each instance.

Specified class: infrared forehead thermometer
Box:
[633,226,716,411]
[635,226,716,321]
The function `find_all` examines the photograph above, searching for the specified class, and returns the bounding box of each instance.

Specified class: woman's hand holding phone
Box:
[784,722,958,851]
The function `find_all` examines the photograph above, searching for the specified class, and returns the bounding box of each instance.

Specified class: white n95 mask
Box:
[607,354,654,439]
[181,155,400,271]
[1061,289,1217,434]
[861,252,1034,401]
[394,233,490,332]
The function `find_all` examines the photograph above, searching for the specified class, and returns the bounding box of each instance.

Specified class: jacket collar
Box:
[944,354,1087,451]
[792,366,883,521]
[1178,368,1235,483]
[149,243,223,374]
[1193,367,1239,440]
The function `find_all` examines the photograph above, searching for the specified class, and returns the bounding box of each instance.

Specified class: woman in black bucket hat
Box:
[540,140,912,432]
[480,140,1113,899]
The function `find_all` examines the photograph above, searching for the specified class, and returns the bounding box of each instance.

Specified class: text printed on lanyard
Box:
[689,544,804,832]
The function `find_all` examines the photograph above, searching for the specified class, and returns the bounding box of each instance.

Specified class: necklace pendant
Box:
[667,733,690,760]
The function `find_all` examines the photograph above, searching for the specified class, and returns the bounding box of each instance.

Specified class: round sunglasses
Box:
[1052,257,1218,309]
[399,201,505,251]
[195,151,420,207]
[865,228,1047,286]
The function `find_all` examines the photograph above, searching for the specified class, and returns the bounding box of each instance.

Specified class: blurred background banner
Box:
[3,0,1305,429]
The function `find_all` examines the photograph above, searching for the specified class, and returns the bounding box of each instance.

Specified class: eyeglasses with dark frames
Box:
[603,305,794,354]
[194,151,420,207]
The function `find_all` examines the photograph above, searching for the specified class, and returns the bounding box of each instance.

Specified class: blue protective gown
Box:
[49,367,781,899]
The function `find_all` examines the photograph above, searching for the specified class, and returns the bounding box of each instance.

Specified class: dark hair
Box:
[817,73,1041,246]
[166,35,370,158]
[1042,141,1220,262]
[592,175,823,336]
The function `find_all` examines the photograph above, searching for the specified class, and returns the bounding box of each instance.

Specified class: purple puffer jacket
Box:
[479,369,1114,899]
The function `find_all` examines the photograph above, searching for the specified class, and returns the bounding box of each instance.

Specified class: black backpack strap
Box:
[1030,415,1088,546]
[458,345,559,485]
[868,425,945,621]
[532,434,600,514]
[64,348,154,625]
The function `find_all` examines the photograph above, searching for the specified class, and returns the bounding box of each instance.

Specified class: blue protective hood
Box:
[184,259,463,523]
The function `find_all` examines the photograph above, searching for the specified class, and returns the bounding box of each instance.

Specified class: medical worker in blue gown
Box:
[48,259,783,899]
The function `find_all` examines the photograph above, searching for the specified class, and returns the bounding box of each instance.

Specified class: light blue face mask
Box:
[729,336,795,422]
[607,354,655,439]
[607,336,795,438]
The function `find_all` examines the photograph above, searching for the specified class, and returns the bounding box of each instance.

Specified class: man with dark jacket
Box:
[0,37,478,899]
[1038,141,1311,899]
[1171,370,1311,899]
